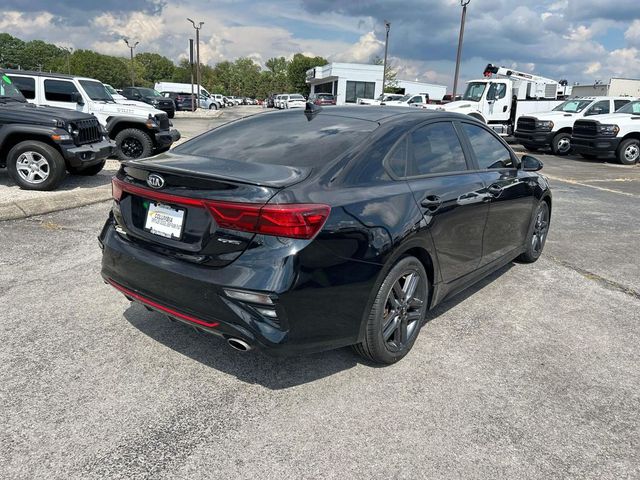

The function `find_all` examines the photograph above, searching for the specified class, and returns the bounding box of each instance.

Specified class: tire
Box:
[517,201,550,263]
[168,111,175,119]
[551,132,571,156]
[7,140,66,191]
[354,256,429,364]
[67,160,106,176]
[580,153,597,159]
[617,138,640,165]
[209,103,217,110]
[114,128,153,161]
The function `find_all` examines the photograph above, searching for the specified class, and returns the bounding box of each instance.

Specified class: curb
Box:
[173,110,224,120]
[0,185,112,222]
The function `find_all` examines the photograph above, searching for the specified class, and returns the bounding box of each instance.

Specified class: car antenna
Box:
[304,101,322,121]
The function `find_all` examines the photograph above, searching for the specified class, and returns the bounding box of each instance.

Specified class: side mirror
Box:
[521,155,543,172]
[72,92,84,105]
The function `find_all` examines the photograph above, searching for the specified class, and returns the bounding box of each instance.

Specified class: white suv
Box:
[7,70,180,160]
[514,97,634,155]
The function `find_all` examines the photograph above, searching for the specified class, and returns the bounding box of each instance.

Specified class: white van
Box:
[7,70,180,160]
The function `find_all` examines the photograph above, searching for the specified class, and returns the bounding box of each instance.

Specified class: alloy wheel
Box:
[532,205,549,254]
[382,270,426,352]
[121,138,144,158]
[16,151,50,184]
[556,137,571,154]
[624,143,639,163]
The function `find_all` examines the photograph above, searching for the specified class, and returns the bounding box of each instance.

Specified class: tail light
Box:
[205,201,330,239]
[111,177,330,240]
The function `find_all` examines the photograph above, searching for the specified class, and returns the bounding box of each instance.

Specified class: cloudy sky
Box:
[2,0,639,89]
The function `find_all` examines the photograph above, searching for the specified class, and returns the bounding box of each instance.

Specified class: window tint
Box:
[461,123,514,169]
[174,112,377,167]
[585,100,610,116]
[387,138,407,177]
[9,76,35,99]
[409,96,423,104]
[409,122,467,176]
[614,100,630,111]
[44,79,79,102]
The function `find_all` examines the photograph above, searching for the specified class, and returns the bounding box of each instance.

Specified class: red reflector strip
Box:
[107,278,220,328]
[112,177,204,208]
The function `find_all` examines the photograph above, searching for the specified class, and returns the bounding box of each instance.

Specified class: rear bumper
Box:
[99,218,379,355]
[61,138,116,167]
[154,128,181,148]
[514,130,554,148]
[571,135,621,158]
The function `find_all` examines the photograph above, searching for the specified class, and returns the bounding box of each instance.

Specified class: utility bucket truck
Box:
[427,64,572,136]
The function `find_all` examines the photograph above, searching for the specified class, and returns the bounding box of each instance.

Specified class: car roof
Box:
[309,106,446,124]
[2,69,99,83]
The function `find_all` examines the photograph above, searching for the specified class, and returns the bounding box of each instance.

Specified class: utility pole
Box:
[452,0,471,100]
[123,38,139,87]
[381,20,391,96]
[187,18,204,106]
[65,47,73,74]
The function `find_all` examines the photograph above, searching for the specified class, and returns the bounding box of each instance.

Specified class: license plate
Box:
[144,203,185,240]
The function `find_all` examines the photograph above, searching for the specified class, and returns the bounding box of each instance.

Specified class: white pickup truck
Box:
[357,93,403,105]
[514,97,634,155]
[571,99,640,165]
[382,93,430,108]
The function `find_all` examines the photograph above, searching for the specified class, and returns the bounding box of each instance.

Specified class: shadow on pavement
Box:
[123,262,515,389]
[0,168,115,191]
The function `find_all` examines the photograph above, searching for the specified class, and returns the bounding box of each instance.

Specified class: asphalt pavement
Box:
[1,115,639,479]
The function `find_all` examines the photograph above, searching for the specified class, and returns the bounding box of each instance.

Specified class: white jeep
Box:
[7,70,180,160]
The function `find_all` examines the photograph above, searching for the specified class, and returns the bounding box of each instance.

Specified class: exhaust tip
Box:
[227,337,252,352]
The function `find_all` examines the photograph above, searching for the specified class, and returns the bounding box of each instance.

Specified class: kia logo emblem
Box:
[147,173,165,189]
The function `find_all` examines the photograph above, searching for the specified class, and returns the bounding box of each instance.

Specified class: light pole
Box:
[123,38,139,86]
[452,0,471,100]
[381,20,391,95]
[187,18,204,104]
[62,47,73,74]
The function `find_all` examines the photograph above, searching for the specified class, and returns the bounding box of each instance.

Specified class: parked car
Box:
[382,93,430,107]
[122,87,176,118]
[309,93,337,106]
[162,92,219,111]
[0,73,114,190]
[285,94,306,109]
[357,93,403,105]
[100,106,551,364]
[514,97,634,155]
[571,100,640,164]
[6,70,180,161]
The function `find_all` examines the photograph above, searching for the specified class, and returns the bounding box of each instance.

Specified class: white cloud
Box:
[331,32,383,63]
[625,20,640,47]
[0,11,54,32]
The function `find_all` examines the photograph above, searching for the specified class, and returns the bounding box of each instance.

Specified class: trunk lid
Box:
[113,152,310,267]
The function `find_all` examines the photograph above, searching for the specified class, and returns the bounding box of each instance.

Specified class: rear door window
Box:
[9,76,36,99]
[461,123,515,169]
[44,79,79,102]
[614,99,630,111]
[408,122,468,176]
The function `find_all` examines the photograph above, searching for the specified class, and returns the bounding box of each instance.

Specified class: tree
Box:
[372,55,399,92]
[287,53,328,96]
[264,56,290,94]
[0,33,26,68]
[135,52,175,86]
[48,50,132,88]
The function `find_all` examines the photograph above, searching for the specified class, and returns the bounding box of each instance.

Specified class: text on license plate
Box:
[144,203,185,239]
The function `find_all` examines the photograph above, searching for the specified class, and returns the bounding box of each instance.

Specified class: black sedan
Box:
[100,106,551,364]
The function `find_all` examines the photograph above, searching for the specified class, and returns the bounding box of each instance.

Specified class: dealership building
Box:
[306,62,447,105]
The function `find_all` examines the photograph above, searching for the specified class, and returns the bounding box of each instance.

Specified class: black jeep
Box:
[0,73,115,190]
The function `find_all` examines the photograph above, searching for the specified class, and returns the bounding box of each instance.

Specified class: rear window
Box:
[174,112,377,167]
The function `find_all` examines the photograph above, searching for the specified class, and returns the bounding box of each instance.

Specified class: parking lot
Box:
[1,109,639,479]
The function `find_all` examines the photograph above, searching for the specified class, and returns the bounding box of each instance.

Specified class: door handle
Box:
[421,195,442,210]
[488,184,503,196]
